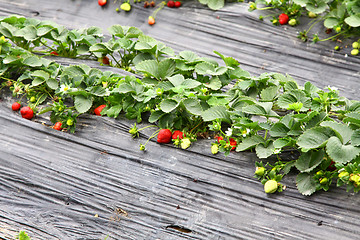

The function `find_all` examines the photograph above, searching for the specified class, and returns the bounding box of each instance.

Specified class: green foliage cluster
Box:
[1,15,360,195]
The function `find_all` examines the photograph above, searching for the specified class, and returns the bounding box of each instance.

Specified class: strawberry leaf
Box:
[296,173,317,196]
[295,149,325,173]
[160,99,178,113]
[297,126,335,151]
[320,120,353,144]
[201,105,231,123]
[326,136,360,164]
[236,135,265,152]
[74,95,93,114]
[255,141,274,159]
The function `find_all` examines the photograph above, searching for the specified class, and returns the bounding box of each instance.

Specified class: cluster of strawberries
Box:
[157,129,184,143]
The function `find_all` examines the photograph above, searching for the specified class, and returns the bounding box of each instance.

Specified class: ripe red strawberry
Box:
[229,138,237,151]
[98,0,107,6]
[20,106,34,120]
[150,1,155,7]
[174,1,181,7]
[172,130,185,140]
[94,105,106,116]
[278,13,289,25]
[217,136,224,143]
[157,129,172,143]
[12,102,21,111]
[50,51,59,56]
[167,0,175,7]
[148,16,155,25]
[53,122,62,131]
[144,1,150,7]
[102,56,110,65]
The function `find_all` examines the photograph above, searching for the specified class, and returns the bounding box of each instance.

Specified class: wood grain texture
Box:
[0,0,360,239]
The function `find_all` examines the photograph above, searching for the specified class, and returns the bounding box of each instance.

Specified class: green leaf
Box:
[296,173,317,196]
[22,56,42,67]
[18,231,31,240]
[276,89,311,112]
[149,110,165,123]
[105,105,122,118]
[14,25,37,41]
[255,142,274,158]
[3,55,22,65]
[160,99,178,113]
[183,98,202,115]
[306,1,328,14]
[136,60,159,79]
[199,0,225,10]
[46,78,58,90]
[195,62,227,76]
[201,105,231,123]
[242,102,278,117]
[293,0,308,7]
[273,137,293,149]
[88,86,109,96]
[74,95,93,114]
[320,120,353,144]
[178,51,200,63]
[345,14,360,27]
[158,58,176,79]
[236,135,265,151]
[31,70,50,80]
[295,149,325,173]
[32,77,45,86]
[344,112,360,128]
[351,129,360,147]
[168,74,184,87]
[270,123,289,137]
[326,136,360,164]
[324,17,339,28]
[297,126,334,151]
[89,43,111,54]
[206,77,222,90]
[260,86,279,101]
[304,81,319,97]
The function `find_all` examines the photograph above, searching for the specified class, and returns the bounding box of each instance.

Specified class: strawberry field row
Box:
[1,15,360,196]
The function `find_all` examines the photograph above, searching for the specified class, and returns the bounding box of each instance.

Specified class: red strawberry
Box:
[53,122,62,131]
[20,106,34,120]
[217,136,224,143]
[12,102,21,111]
[167,0,175,7]
[144,1,150,7]
[172,130,185,140]
[98,0,107,6]
[50,51,59,56]
[174,1,181,7]
[102,56,110,65]
[229,138,237,151]
[279,13,289,25]
[157,129,172,143]
[150,1,155,7]
[148,16,155,25]
[94,105,106,116]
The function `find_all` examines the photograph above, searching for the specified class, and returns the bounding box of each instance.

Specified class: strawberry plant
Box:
[249,0,360,49]
[1,17,360,196]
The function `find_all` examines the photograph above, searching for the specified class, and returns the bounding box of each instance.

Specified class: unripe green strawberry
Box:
[30,96,36,102]
[335,26,341,32]
[308,12,317,18]
[350,174,360,183]
[264,180,278,194]
[121,2,131,11]
[316,170,323,176]
[288,19,296,26]
[180,138,191,149]
[334,46,340,51]
[140,144,145,151]
[255,167,265,177]
[320,178,328,184]
[211,144,219,154]
[352,42,359,49]
[66,118,74,126]
[272,19,278,24]
[338,171,349,178]
[351,49,359,56]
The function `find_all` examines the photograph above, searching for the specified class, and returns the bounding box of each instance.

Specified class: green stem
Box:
[39,40,57,52]
[138,125,158,132]
[109,53,122,68]
[143,129,161,147]
[318,30,348,42]
[257,6,276,10]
